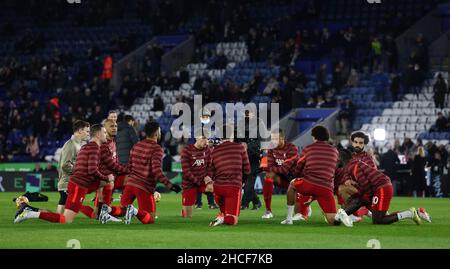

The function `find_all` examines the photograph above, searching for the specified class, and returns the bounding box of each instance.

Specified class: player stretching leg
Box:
[261,129,303,219]
[100,121,181,224]
[281,126,352,227]
[208,124,251,226]
[181,133,212,218]
[15,125,114,224]
[56,120,90,214]
[344,131,377,221]
[340,159,431,225]
[94,119,129,221]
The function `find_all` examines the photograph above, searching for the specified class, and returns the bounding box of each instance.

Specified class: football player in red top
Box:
[281,126,353,227]
[15,125,113,224]
[181,133,212,218]
[261,129,299,219]
[101,121,181,225]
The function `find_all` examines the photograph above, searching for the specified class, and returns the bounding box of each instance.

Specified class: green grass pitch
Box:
[1,192,449,249]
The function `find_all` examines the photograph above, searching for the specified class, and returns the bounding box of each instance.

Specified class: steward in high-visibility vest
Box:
[101,56,113,80]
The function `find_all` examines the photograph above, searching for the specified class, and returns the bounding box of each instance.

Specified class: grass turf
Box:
[0,192,449,249]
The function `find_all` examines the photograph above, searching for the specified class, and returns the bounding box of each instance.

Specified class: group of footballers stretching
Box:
[13,113,431,227]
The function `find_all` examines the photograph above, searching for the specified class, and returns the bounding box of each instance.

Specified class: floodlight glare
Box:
[373,128,386,141]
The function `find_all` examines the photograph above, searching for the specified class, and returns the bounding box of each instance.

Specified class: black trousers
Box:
[241,172,261,207]
[196,191,215,206]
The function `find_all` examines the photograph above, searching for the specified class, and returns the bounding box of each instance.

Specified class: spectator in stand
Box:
[412,63,424,98]
[401,137,415,158]
[332,61,346,94]
[116,115,139,165]
[119,88,134,108]
[323,91,336,108]
[411,146,427,197]
[445,157,450,198]
[304,96,316,108]
[336,97,355,135]
[384,34,398,73]
[390,74,401,102]
[152,95,165,112]
[88,105,104,125]
[346,68,359,88]
[26,135,40,162]
[381,144,400,185]
[34,163,43,172]
[45,162,57,171]
[316,64,328,95]
[370,37,382,72]
[316,95,326,108]
[433,73,448,110]
[211,51,228,69]
[431,112,448,132]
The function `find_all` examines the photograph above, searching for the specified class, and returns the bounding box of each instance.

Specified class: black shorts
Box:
[58,191,68,206]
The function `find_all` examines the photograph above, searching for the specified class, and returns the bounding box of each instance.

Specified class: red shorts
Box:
[371,185,393,212]
[65,181,89,213]
[293,178,337,214]
[182,186,206,206]
[213,185,242,224]
[120,185,156,213]
[114,175,127,190]
[266,174,291,189]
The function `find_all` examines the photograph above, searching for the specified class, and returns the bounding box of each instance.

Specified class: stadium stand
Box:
[0,0,449,178]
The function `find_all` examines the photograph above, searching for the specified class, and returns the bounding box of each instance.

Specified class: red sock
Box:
[79,205,95,219]
[298,195,313,217]
[354,207,369,217]
[224,215,238,225]
[94,192,99,207]
[263,177,274,212]
[39,212,65,223]
[137,210,154,224]
[110,206,125,217]
[102,185,113,205]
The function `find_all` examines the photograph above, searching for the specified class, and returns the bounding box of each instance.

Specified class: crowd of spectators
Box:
[379,139,450,198]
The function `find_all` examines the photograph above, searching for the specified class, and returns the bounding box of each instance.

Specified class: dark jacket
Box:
[116,121,139,164]
[235,117,265,174]
[380,149,399,181]
[411,155,426,191]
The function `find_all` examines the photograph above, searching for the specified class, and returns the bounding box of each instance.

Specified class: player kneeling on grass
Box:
[208,124,251,226]
[281,126,353,227]
[90,119,130,220]
[341,131,377,221]
[340,155,431,225]
[14,125,115,224]
[261,129,300,220]
[99,121,181,224]
[181,133,213,218]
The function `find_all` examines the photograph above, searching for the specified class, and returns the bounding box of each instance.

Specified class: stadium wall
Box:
[0,172,181,193]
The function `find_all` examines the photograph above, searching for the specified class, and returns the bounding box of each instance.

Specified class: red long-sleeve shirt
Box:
[181,144,211,190]
[210,141,250,188]
[349,160,392,196]
[99,138,129,177]
[294,141,339,192]
[267,142,298,175]
[335,151,376,191]
[348,151,376,169]
[334,167,349,192]
[126,139,173,194]
[70,141,109,189]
